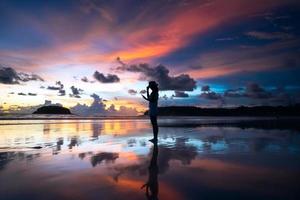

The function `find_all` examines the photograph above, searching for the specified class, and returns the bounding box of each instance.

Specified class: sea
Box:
[0,115,300,200]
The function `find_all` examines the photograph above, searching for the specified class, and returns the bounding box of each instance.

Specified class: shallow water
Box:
[0,118,300,200]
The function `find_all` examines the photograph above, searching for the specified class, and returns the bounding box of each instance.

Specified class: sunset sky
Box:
[0,0,300,115]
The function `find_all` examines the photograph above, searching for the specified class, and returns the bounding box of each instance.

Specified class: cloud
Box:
[0,66,44,84]
[173,91,189,98]
[224,83,291,101]
[224,88,244,98]
[215,37,237,41]
[93,71,120,83]
[118,63,196,91]
[128,89,137,95]
[18,92,26,96]
[222,83,296,106]
[139,89,146,94]
[58,89,66,96]
[70,93,138,116]
[0,66,20,84]
[81,76,89,82]
[244,83,272,99]
[199,85,223,101]
[56,81,64,89]
[70,86,83,98]
[200,91,222,100]
[246,31,294,40]
[47,81,64,91]
[201,85,210,92]
[28,93,37,96]
[224,83,272,100]
[18,72,44,82]
[47,86,60,90]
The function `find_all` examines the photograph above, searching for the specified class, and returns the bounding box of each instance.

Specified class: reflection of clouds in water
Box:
[91,152,119,167]
[127,139,137,147]
[1,121,300,200]
[113,138,198,180]
[0,151,40,170]
[68,137,79,149]
[77,151,119,167]
[190,127,300,154]
[158,137,198,173]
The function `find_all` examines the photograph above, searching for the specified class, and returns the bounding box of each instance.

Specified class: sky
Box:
[0,0,300,115]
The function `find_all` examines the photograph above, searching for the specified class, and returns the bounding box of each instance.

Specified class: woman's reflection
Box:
[141,142,159,200]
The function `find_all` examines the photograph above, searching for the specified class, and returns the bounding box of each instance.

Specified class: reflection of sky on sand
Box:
[0,119,300,200]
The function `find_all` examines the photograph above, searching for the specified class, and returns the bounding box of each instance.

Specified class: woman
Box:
[142,81,159,142]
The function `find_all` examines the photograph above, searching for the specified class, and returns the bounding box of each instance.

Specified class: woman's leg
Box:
[150,115,158,139]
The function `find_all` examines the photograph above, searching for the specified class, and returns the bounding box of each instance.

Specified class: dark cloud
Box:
[215,37,237,41]
[203,83,271,101]
[93,71,120,83]
[56,81,64,89]
[173,91,189,98]
[117,63,196,91]
[200,85,223,102]
[47,81,64,91]
[70,86,83,98]
[140,89,146,94]
[0,66,44,84]
[201,85,210,92]
[223,83,293,105]
[200,91,222,100]
[246,31,294,40]
[90,93,101,102]
[58,89,66,96]
[244,83,272,99]
[128,89,137,95]
[81,76,89,82]
[18,92,26,96]
[28,93,37,96]
[47,86,61,90]
[224,88,244,98]
[0,66,20,84]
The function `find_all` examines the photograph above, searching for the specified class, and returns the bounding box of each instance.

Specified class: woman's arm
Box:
[142,86,150,101]
[142,94,149,101]
[146,86,150,99]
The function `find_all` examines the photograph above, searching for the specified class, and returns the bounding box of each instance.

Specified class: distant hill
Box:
[144,105,300,116]
[33,106,71,114]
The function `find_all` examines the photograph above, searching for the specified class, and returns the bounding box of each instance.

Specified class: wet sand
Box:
[0,118,300,200]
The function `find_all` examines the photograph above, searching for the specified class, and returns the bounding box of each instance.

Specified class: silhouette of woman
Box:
[141,142,159,200]
[142,81,159,142]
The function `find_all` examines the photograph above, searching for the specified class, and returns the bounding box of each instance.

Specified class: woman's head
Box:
[148,81,158,91]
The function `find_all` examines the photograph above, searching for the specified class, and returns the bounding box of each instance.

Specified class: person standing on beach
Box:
[142,81,159,142]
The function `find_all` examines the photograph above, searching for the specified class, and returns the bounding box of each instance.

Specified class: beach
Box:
[0,117,300,200]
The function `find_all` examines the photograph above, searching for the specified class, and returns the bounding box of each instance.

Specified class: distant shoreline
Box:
[1,116,300,131]
[0,115,299,121]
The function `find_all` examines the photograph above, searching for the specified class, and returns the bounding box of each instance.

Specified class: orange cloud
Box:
[2,0,297,72]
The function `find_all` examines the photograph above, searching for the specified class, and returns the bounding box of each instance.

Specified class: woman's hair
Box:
[149,81,158,92]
